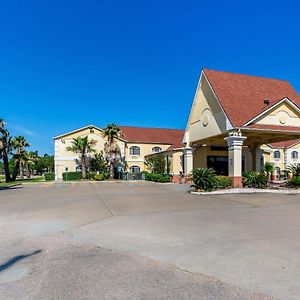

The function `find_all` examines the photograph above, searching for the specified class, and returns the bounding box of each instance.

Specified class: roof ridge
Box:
[118,125,184,131]
[203,68,291,83]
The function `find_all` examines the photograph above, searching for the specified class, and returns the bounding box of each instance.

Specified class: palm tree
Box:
[0,119,13,182]
[11,136,30,180]
[25,151,38,178]
[103,124,122,178]
[263,161,274,183]
[66,136,96,179]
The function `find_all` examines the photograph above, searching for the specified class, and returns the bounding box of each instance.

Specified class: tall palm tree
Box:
[103,124,122,179]
[66,136,96,179]
[11,136,30,180]
[0,119,13,182]
[25,151,38,178]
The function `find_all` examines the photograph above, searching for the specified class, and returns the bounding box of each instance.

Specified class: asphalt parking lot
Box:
[0,181,299,299]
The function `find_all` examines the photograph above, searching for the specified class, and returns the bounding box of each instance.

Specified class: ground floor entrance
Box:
[207,156,228,175]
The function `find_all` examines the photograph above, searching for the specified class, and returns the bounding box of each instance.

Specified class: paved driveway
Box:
[0,182,299,299]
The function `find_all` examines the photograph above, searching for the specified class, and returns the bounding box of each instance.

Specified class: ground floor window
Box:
[130,166,140,174]
[207,156,228,175]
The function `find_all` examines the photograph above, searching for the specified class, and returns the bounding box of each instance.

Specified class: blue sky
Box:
[1,0,300,154]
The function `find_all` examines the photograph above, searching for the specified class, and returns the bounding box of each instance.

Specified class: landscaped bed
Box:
[189,164,300,194]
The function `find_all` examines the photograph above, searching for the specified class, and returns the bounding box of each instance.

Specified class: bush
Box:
[216,176,232,189]
[190,168,218,191]
[242,171,267,188]
[287,176,300,188]
[94,174,104,181]
[62,172,82,181]
[87,172,97,180]
[44,172,55,181]
[145,173,171,183]
[287,164,300,177]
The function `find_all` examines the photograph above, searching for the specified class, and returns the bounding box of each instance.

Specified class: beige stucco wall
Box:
[54,127,126,179]
[54,126,178,179]
[185,75,230,145]
[125,142,172,172]
[256,101,300,127]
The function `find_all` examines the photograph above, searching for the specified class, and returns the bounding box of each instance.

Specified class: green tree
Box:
[263,161,274,183]
[25,151,38,178]
[11,136,30,180]
[66,136,96,179]
[145,154,166,174]
[103,124,122,178]
[0,119,14,182]
[89,151,108,173]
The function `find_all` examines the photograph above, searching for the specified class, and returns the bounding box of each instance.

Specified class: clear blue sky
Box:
[1,0,300,154]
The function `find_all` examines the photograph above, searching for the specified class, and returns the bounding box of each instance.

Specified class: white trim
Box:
[202,71,234,130]
[243,97,300,126]
[55,157,79,161]
[53,124,127,142]
[183,69,203,145]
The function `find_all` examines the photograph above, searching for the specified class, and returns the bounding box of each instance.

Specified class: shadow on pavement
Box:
[0,250,42,272]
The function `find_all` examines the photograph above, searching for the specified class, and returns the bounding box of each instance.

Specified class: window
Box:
[274,150,281,159]
[152,146,162,153]
[275,167,281,175]
[130,166,140,174]
[291,151,298,159]
[129,146,140,156]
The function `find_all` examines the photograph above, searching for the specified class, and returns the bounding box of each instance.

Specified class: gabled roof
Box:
[269,139,300,149]
[54,125,103,139]
[119,126,184,146]
[204,69,300,127]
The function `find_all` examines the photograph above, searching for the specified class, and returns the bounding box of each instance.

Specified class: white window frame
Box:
[152,146,162,153]
[130,165,140,173]
[129,146,140,156]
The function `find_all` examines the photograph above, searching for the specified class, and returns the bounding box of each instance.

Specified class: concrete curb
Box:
[190,188,300,195]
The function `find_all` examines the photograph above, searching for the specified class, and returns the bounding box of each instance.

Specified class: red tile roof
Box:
[119,126,184,147]
[269,140,300,148]
[204,69,300,127]
[245,124,300,132]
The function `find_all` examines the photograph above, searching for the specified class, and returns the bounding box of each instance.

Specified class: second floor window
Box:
[274,150,281,159]
[130,146,140,156]
[292,151,298,159]
[152,146,162,153]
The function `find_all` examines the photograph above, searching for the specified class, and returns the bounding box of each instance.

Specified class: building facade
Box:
[54,125,184,180]
[183,68,300,187]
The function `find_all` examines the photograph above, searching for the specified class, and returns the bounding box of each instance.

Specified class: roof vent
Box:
[264,99,270,106]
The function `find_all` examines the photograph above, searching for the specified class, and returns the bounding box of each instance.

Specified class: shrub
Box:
[87,172,97,180]
[145,173,171,183]
[287,176,300,188]
[242,171,267,188]
[216,176,232,189]
[190,168,218,191]
[287,164,300,177]
[145,154,166,174]
[94,173,104,181]
[44,172,55,181]
[62,172,82,181]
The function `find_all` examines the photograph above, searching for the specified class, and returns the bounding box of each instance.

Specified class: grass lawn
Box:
[14,176,45,184]
[0,175,5,180]
[0,182,21,189]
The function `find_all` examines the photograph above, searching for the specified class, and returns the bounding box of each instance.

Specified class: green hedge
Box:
[287,176,300,188]
[145,173,171,183]
[44,172,55,181]
[62,172,82,181]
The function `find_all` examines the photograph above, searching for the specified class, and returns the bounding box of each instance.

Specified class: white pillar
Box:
[225,133,247,188]
[183,147,193,175]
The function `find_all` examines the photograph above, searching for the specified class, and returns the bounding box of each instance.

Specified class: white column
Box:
[183,147,193,175]
[225,132,247,188]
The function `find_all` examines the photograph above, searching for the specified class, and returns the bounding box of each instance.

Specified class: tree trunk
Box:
[20,161,24,179]
[11,160,20,182]
[109,162,114,179]
[81,155,87,179]
[2,151,11,182]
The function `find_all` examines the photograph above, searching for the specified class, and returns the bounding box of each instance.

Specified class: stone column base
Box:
[230,176,243,188]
